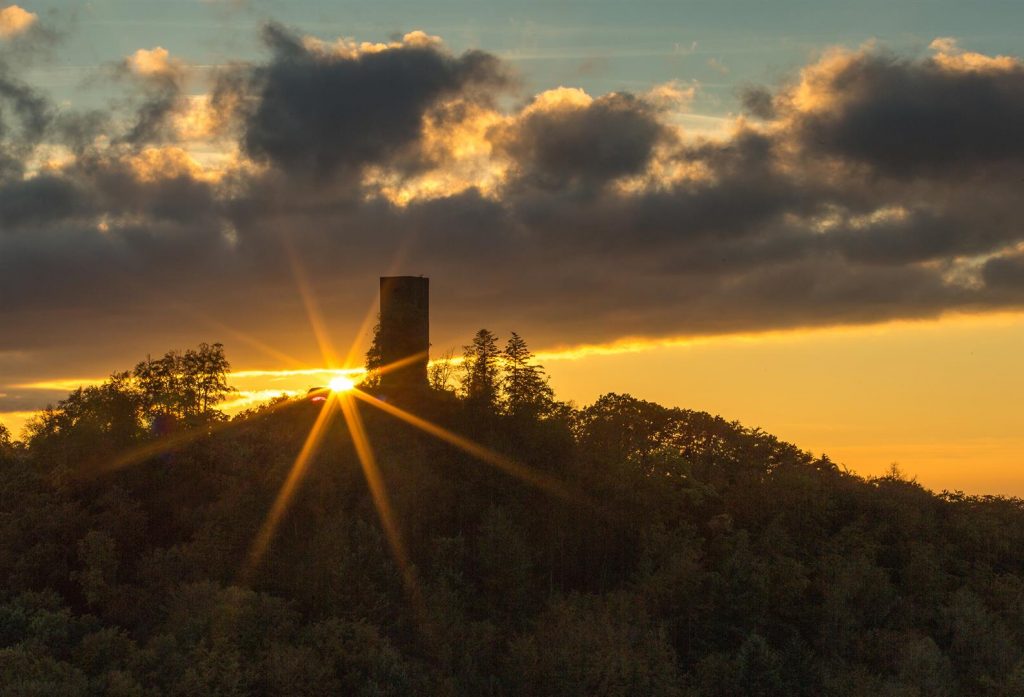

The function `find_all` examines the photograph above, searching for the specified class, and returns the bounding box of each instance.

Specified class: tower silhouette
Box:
[378,276,429,390]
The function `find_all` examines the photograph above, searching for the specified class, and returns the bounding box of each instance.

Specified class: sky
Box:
[1,1,1023,494]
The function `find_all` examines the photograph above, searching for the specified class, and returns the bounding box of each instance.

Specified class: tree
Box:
[14,338,1024,695]
[362,321,384,390]
[132,343,233,424]
[460,329,501,411]
[26,372,144,462]
[25,343,233,471]
[183,343,233,415]
[502,332,554,418]
[428,348,456,393]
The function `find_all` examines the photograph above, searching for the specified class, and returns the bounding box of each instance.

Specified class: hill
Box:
[2,343,1024,696]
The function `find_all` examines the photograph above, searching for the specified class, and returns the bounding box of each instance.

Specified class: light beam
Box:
[336,394,422,604]
[350,389,593,508]
[245,395,338,576]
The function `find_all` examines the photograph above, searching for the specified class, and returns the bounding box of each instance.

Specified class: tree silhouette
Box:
[460,329,501,411]
[6,339,1024,695]
[26,343,234,471]
[132,342,233,424]
[363,320,384,390]
[428,347,457,393]
[502,332,554,418]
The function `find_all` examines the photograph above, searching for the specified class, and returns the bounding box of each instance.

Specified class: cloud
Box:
[230,22,510,182]
[492,88,669,192]
[0,5,35,39]
[983,250,1024,290]
[739,86,775,119]
[126,46,183,79]
[0,71,52,179]
[117,47,189,146]
[775,43,1024,176]
[929,36,1019,73]
[2,29,1024,402]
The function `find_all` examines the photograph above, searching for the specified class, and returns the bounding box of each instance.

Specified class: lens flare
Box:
[350,389,596,509]
[245,395,338,577]
[329,375,356,392]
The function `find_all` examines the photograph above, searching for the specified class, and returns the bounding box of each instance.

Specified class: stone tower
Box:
[377,276,429,389]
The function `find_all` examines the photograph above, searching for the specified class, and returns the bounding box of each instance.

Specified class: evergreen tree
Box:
[12,340,1024,696]
[502,332,554,418]
[363,321,384,390]
[460,329,501,411]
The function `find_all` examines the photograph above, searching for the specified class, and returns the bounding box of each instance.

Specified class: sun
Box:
[328,375,356,392]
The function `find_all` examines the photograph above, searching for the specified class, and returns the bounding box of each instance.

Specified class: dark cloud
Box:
[0,72,52,179]
[494,92,668,192]
[3,29,1024,407]
[983,251,1024,290]
[790,51,1024,176]
[0,175,88,227]
[0,8,72,179]
[236,22,509,181]
[739,85,775,119]
[111,48,190,147]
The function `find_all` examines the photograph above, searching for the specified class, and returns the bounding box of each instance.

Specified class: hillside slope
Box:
[2,357,1024,696]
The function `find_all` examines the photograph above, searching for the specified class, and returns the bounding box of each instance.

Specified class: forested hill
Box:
[3,341,1024,696]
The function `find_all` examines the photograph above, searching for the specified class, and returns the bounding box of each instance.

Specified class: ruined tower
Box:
[377,276,429,390]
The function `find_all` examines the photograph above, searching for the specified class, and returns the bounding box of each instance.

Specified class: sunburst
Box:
[89,245,590,621]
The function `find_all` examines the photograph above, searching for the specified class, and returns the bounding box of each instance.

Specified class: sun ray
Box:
[372,351,430,380]
[350,389,593,508]
[343,293,384,370]
[283,235,341,368]
[244,395,339,577]
[122,276,310,370]
[86,395,305,478]
[191,313,308,369]
[336,394,422,603]
[231,367,366,380]
[340,235,419,371]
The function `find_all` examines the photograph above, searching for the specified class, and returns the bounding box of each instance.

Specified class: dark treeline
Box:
[3,337,1024,696]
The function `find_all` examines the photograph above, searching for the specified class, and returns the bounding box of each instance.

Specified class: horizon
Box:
[2,1,1023,495]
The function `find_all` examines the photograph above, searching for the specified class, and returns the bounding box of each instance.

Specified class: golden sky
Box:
[545,312,1024,495]
[3,6,1024,497]
[4,311,1022,496]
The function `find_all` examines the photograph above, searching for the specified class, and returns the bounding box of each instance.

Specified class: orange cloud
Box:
[128,146,211,182]
[788,44,873,114]
[127,46,185,79]
[644,80,697,110]
[363,99,510,204]
[0,5,35,38]
[302,29,444,60]
[929,37,1019,73]
[172,95,226,141]
[522,86,594,114]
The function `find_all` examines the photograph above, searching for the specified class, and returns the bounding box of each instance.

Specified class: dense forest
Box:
[3,337,1024,696]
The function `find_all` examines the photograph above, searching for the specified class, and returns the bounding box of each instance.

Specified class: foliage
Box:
[22,344,233,476]
[460,328,501,411]
[4,338,1024,695]
[363,322,384,390]
[132,343,233,422]
[428,348,457,394]
[502,332,554,418]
